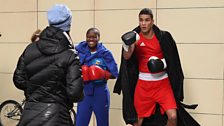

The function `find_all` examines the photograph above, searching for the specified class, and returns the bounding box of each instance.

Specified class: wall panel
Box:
[95,0,156,10]
[0,13,37,43]
[0,0,36,12]
[0,44,27,73]
[184,79,223,114]
[38,0,94,11]
[0,74,24,102]
[157,8,224,43]
[157,0,224,8]
[178,44,224,79]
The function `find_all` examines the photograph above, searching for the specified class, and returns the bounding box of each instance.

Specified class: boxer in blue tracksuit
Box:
[75,27,118,126]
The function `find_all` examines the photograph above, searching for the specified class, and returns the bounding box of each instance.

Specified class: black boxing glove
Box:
[147,56,167,73]
[121,31,140,52]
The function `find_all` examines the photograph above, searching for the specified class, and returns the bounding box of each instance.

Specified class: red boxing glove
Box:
[82,65,90,82]
[89,65,111,81]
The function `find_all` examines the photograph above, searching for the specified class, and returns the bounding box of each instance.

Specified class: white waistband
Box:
[139,71,168,81]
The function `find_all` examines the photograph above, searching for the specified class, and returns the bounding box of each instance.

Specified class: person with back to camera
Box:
[114,8,200,126]
[13,4,84,126]
[75,27,119,126]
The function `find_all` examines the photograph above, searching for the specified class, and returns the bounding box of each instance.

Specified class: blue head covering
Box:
[47,4,72,31]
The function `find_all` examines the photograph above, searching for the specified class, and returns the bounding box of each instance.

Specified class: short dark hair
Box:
[139,8,153,19]
[86,27,100,37]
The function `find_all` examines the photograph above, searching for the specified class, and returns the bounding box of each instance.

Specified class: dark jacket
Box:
[114,25,200,126]
[13,26,84,126]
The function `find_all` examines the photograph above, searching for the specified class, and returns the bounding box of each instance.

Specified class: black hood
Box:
[37,26,73,55]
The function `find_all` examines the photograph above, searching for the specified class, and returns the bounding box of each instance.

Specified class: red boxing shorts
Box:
[134,77,177,117]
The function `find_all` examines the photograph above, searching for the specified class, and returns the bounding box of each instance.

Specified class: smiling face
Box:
[86,28,100,52]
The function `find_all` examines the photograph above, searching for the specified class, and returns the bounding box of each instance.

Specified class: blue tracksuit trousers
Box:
[76,85,110,126]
